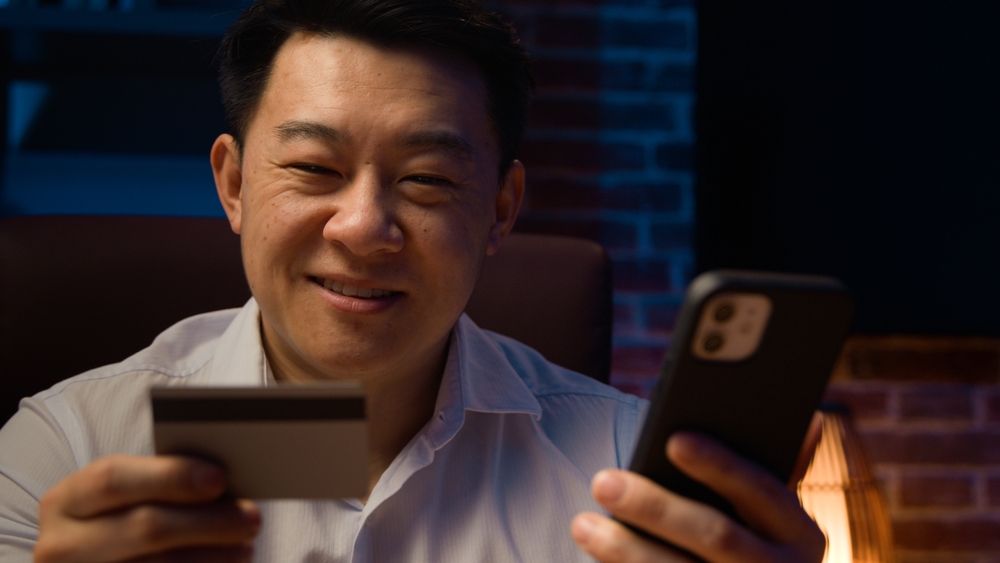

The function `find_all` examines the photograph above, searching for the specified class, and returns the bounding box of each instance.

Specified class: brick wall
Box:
[489,4,1000,561]
[490,0,697,398]
[825,338,1000,563]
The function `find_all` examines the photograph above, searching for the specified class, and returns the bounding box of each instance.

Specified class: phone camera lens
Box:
[703,333,724,353]
[713,303,735,323]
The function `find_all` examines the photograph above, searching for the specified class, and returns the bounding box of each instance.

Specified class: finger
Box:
[126,543,254,563]
[571,511,695,563]
[589,469,773,563]
[666,432,824,548]
[42,499,260,563]
[788,411,824,488]
[49,455,226,518]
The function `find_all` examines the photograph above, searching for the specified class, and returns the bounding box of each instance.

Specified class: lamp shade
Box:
[798,408,895,563]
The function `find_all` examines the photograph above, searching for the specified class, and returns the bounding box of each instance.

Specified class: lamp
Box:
[797,407,895,563]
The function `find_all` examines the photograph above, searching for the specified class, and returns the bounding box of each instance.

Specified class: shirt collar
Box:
[206,300,542,421]
[451,313,542,418]
[425,314,542,447]
[205,298,269,387]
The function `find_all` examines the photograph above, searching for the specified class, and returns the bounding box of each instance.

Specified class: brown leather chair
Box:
[0,216,611,423]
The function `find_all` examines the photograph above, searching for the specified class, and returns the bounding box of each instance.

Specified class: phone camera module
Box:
[703,333,725,353]
[713,303,735,323]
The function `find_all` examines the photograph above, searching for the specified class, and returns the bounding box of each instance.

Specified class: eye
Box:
[290,164,337,176]
[405,175,453,186]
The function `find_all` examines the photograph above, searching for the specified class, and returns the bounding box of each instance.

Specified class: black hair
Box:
[218,0,534,181]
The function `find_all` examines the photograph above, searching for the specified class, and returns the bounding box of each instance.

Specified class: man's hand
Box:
[35,454,260,563]
[571,415,826,562]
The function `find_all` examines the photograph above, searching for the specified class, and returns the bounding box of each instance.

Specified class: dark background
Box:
[696,0,1000,335]
[2,0,999,342]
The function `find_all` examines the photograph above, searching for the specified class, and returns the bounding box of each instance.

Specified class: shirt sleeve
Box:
[0,397,81,561]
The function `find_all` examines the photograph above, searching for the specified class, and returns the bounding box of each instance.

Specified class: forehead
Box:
[248,32,493,153]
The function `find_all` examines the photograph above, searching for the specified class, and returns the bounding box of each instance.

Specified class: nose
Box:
[322,173,404,257]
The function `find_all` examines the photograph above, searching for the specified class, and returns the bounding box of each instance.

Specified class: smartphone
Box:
[626,270,853,549]
[152,383,368,499]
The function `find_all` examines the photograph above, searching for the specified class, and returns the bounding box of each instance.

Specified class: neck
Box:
[262,322,450,501]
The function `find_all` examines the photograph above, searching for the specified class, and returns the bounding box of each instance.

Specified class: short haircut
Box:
[218,0,534,181]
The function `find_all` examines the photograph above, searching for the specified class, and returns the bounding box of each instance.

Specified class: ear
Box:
[486,160,525,256]
[211,134,244,234]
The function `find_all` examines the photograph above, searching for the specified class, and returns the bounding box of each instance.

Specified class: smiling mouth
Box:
[313,277,401,299]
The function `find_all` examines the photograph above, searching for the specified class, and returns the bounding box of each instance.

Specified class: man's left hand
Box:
[571,418,826,562]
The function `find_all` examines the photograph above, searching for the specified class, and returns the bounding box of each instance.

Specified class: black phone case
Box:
[626,270,854,553]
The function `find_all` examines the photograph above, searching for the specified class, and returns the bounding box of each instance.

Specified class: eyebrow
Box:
[274,120,476,161]
[274,120,347,145]
[400,131,477,161]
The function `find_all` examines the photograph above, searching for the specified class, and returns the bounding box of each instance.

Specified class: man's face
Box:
[212,33,523,383]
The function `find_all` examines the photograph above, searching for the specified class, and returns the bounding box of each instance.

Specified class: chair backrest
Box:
[0,216,611,423]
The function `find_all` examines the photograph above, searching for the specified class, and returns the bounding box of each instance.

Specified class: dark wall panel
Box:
[696,0,1000,335]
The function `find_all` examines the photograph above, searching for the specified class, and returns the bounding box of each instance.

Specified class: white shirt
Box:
[0,299,647,562]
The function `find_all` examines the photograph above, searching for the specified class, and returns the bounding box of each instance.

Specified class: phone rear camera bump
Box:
[713,303,735,323]
[703,333,725,353]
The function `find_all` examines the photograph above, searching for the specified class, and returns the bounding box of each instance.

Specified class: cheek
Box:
[240,187,318,287]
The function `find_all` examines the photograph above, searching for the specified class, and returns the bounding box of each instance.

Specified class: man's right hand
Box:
[34,454,260,563]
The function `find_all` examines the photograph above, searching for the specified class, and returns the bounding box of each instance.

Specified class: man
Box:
[0,1,826,561]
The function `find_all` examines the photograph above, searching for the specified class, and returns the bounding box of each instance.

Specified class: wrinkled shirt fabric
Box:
[0,299,646,562]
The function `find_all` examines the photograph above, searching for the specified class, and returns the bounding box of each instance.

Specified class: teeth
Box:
[318,278,395,300]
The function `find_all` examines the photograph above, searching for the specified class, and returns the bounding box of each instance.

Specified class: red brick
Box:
[652,62,695,92]
[524,178,684,215]
[604,18,689,49]
[601,182,684,214]
[601,59,652,91]
[535,14,601,48]
[515,216,597,242]
[860,430,1000,465]
[613,258,676,292]
[499,0,603,7]
[532,57,601,92]
[519,138,645,173]
[529,97,600,129]
[604,0,694,5]
[523,178,603,212]
[611,346,665,376]
[987,477,1000,506]
[899,385,974,421]
[650,223,692,251]
[821,384,889,421]
[899,476,975,507]
[514,216,637,250]
[655,142,694,171]
[645,301,680,332]
[610,372,658,399]
[613,303,635,332]
[837,338,1000,382]
[985,390,1000,423]
[894,519,1000,551]
[603,101,678,131]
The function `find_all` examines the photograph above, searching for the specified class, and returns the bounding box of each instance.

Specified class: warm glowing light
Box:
[798,409,895,563]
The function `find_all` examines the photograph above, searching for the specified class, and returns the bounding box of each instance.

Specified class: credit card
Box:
[152,384,367,499]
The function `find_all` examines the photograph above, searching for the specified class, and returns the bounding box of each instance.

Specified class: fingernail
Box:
[592,470,626,504]
[571,513,598,544]
[192,464,225,491]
